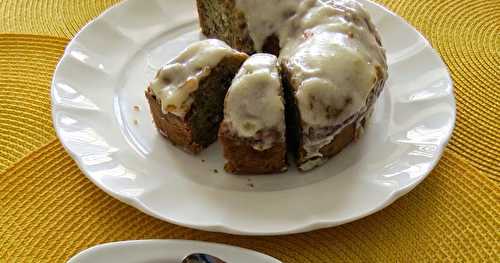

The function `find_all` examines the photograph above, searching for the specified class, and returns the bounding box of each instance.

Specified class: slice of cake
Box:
[219,54,287,174]
[146,39,248,154]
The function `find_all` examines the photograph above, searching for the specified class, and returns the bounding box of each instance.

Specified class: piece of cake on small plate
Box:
[146,39,248,154]
[219,53,287,174]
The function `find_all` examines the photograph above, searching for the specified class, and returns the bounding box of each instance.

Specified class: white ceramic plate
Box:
[67,240,281,263]
[52,0,455,235]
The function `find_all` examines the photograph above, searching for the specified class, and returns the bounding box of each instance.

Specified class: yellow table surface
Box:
[0,0,498,262]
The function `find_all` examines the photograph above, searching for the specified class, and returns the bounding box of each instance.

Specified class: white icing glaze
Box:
[291,41,376,126]
[224,54,285,151]
[299,157,327,171]
[234,0,388,164]
[149,39,244,117]
[235,0,301,51]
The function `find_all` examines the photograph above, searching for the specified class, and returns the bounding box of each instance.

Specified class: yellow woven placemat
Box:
[0,0,498,262]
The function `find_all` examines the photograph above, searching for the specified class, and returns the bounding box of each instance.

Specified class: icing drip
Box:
[149,39,245,117]
[224,54,285,151]
[235,0,302,51]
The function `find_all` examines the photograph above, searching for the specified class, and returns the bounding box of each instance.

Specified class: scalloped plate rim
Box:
[67,239,282,263]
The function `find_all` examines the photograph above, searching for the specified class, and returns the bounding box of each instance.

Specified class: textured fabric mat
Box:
[0,0,499,262]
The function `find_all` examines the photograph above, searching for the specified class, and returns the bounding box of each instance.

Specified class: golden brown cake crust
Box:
[219,124,287,174]
[146,88,203,154]
[297,116,366,168]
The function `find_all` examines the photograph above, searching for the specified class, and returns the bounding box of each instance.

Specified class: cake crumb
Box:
[133,119,139,125]
[303,30,314,39]
[247,183,254,188]
[133,105,141,112]
[213,169,218,173]
[201,159,206,163]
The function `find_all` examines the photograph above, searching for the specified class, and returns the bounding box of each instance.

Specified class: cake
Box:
[145,39,248,154]
[219,54,287,174]
[197,0,388,171]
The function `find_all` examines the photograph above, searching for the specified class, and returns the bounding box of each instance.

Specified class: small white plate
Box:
[67,240,281,263]
[52,0,455,235]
